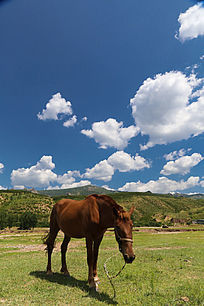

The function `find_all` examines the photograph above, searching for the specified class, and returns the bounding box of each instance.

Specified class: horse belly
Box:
[60,221,85,238]
[57,207,85,238]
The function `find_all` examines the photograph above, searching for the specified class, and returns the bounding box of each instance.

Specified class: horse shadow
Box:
[30,271,117,305]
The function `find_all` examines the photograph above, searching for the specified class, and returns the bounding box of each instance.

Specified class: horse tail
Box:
[43,205,59,249]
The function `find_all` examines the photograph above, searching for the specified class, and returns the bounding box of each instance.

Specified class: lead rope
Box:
[103,255,126,299]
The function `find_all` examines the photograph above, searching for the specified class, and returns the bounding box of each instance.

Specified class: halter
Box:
[114,226,133,244]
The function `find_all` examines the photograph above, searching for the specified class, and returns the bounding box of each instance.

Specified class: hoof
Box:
[46,270,53,275]
[89,280,99,291]
[62,271,70,276]
[94,276,100,284]
[95,282,99,292]
[60,268,70,276]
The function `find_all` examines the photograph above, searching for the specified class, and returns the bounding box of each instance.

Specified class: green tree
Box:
[0,210,7,230]
[19,212,37,230]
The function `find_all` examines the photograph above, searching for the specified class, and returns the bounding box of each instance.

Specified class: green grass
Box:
[0,230,203,305]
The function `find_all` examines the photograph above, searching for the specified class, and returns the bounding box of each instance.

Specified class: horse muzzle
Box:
[124,254,135,264]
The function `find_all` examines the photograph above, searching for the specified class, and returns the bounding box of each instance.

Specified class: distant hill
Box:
[0,189,204,227]
[184,194,204,199]
[111,192,204,225]
[38,185,116,197]
[0,190,54,227]
[170,193,204,199]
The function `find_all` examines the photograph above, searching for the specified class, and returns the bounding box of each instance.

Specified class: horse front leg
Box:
[86,238,96,289]
[93,235,104,284]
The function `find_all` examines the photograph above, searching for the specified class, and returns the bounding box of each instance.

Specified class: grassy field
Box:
[0,229,203,305]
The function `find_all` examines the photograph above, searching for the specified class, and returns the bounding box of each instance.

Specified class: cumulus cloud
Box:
[0,185,6,190]
[176,3,204,42]
[11,156,57,188]
[107,151,150,172]
[0,163,4,173]
[164,148,191,161]
[81,118,139,150]
[37,93,73,121]
[63,115,77,128]
[10,156,91,189]
[83,151,150,181]
[200,180,204,188]
[35,155,55,170]
[57,170,81,185]
[14,185,25,190]
[84,160,114,182]
[119,176,200,193]
[59,180,91,189]
[130,71,204,150]
[102,185,115,191]
[161,153,203,176]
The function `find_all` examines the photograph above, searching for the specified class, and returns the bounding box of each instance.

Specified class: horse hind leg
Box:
[60,235,70,275]
[44,207,60,275]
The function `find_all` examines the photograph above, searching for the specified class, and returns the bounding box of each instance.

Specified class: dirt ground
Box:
[0,226,203,253]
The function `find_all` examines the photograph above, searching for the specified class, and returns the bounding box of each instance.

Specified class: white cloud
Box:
[57,170,81,185]
[83,151,150,181]
[200,180,204,188]
[14,185,25,190]
[11,156,57,188]
[10,156,91,189]
[46,180,91,190]
[37,93,73,120]
[47,185,60,190]
[0,163,4,173]
[81,118,139,150]
[35,155,55,170]
[176,4,204,42]
[161,153,203,176]
[63,115,77,128]
[164,148,191,161]
[107,151,150,172]
[83,160,114,182]
[119,176,200,193]
[102,185,115,191]
[60,180,91,189]
[130,71,204,150]
[0,185,7,190]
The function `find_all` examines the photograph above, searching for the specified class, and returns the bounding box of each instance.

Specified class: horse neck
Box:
[99,201,115,229]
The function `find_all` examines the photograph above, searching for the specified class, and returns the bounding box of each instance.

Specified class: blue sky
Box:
[0,0,204,193]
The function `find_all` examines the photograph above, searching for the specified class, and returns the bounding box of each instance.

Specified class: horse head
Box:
[113,206,135,264]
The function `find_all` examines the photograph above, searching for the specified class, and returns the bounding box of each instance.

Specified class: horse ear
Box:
[129,206,135,216]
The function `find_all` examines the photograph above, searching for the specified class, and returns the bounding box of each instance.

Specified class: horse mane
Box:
[86,194,125,212]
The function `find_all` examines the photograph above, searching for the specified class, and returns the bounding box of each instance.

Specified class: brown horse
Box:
[44,194,135,289]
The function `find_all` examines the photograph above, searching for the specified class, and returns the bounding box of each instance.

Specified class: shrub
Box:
[36,216,49,227]
[7,213,17,228]
[0,210,7,230]
[132,214,162,227]
[19,212,37,230]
